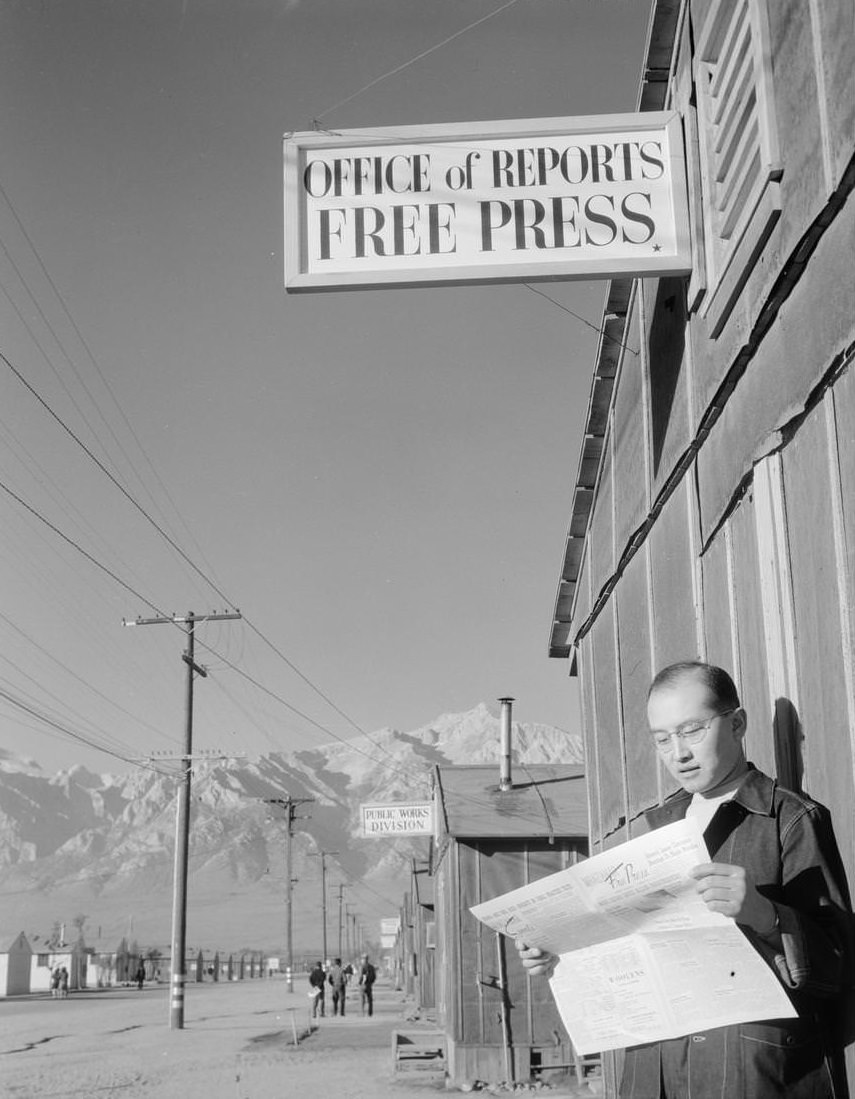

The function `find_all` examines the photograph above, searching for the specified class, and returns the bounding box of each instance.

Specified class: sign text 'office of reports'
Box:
[284,113,691,292]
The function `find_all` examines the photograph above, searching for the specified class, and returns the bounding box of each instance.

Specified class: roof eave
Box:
[547,0,682,665]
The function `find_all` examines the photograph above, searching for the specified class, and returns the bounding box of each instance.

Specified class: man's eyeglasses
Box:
[649,709,736,753]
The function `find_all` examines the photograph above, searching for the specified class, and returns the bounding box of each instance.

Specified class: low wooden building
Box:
[411,862,436,1013]
[30,941,88,992]
[433,763,587,1087]
[0,932,32,997]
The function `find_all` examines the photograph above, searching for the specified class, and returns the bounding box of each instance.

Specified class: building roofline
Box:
[548,0,682,661]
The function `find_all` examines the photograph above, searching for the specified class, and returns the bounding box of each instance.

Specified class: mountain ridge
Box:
[0,704,583,955]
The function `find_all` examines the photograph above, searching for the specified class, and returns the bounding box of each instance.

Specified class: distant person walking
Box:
[135,963,146,991]
[50,967,61,999]
[59,966,69,998]
[327,957,347,1016]
[358,954,376,1017]
[308,961,325,1018]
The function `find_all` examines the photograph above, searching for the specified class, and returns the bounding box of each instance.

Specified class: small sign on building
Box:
[361,802,434,836]
[380,917,401,949]
[283,112,690,292]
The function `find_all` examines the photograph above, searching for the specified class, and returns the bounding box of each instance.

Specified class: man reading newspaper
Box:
[517,662,853,1098]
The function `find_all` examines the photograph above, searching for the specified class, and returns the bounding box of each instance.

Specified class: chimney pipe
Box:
[498,697,515,791]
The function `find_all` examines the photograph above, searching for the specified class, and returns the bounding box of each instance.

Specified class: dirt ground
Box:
[0,977,592,1099]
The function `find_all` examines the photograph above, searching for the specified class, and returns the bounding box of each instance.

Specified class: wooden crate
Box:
[392,1029,446,1075]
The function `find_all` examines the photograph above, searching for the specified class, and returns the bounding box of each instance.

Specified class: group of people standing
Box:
[308,954,377,1019]
[49,966,69,998]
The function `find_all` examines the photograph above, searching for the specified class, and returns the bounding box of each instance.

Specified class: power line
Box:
[0,684,171,774]
[0,366,567,814]
[313,0,522,122]
[0,608,176,748]
[242,617,371,739]
[1,343,388,758]
[0,474,164,616]
[1,349,231,605]
[0,656,146,764]
[524,283,639,355]
[191,632,433,787]
[0,466,422,786]
[0,258,118,474]
[0,175,223,589]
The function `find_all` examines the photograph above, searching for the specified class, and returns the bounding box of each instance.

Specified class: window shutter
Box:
[694,0,782,333]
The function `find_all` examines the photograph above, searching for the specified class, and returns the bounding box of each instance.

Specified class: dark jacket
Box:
[620,766,854,1099]
[309,966,325,991]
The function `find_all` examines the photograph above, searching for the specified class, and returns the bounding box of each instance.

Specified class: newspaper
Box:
[470,817,796,1054]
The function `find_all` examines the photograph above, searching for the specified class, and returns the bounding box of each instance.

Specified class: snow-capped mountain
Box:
[0,704,583,955]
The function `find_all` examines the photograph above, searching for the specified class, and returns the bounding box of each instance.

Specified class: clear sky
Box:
[0,0,653,775]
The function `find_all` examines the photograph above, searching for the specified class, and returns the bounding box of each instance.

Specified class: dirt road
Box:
[3,980,439,1099]
[1,977,448,1098]
[1,976,593,1098]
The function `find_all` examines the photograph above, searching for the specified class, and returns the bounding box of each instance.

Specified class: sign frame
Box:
[360,802,434,837]
[283,112,691,293]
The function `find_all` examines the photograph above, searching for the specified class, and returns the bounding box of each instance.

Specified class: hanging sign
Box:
[361,802,434,836]
[380,917,400,948]
[283,112,690,292]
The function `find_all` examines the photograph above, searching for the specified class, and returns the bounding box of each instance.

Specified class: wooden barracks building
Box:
[548,0,855,1093]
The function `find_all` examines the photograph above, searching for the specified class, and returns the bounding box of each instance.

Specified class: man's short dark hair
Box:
[648,661,741,711]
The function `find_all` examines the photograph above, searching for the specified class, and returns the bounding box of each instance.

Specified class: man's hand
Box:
[691,862,778,934]
[514,939,559,978]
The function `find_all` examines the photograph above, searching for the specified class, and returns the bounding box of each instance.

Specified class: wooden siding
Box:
[782,395,855,880]
[810,0,855,184]
[700,522,733,670]
[615,549,659,828]
[695,186,855,540]
[443,839,583,1083]
[579,640,603,852]
[590,609,627,841]
[828,368,855,878]
[645,277,692,491]
[573,540,594,637]
[728,490,775,776]
[552,3,855,1093]
[613,300,648,552]
[833,366,855,652]
[588,435,615,602]
[770,0,830,218]
[648,479,698,666]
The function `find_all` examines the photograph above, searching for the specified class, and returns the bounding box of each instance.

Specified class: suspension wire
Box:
[0,176,222,586]
[0,684,172,775]
[313,0,522,123]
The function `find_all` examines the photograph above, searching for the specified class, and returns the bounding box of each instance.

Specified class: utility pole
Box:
[308,850,338,963]
[124,609,241,1030]
[335,883,347,959]
[345,903,353,960]
[265,796,313,993]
